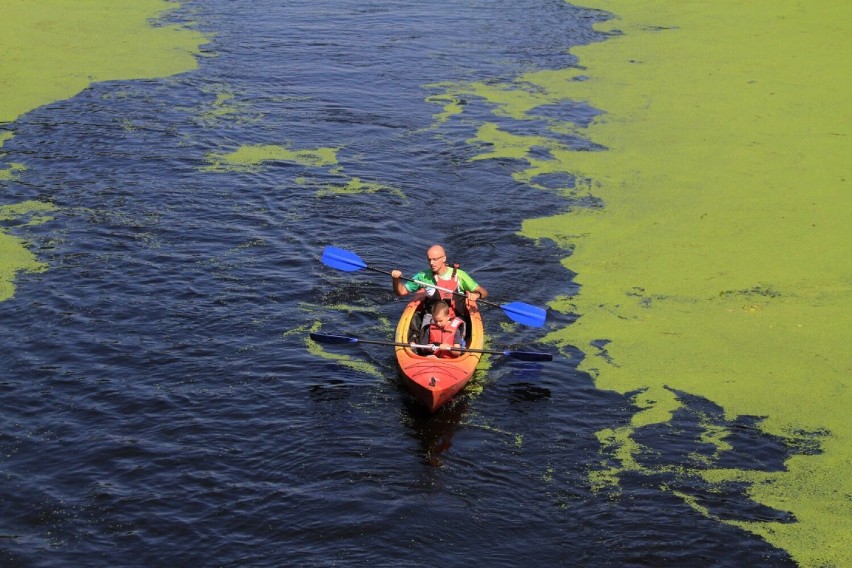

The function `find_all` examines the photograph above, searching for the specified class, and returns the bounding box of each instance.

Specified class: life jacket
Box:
[426,264,462,317]
[426,317,466,358]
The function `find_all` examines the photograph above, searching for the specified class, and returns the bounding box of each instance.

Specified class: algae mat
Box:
[0,1,206,301]
[516,2,849,566]
[427,0,847,565]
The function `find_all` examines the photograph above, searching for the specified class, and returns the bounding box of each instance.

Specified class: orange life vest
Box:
[427,264,462,318]
[427,317,465,358]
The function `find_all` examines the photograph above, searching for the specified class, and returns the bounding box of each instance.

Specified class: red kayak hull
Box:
[394,293,484,413]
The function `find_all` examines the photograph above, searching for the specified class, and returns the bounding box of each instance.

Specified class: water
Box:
[1,1,797,565]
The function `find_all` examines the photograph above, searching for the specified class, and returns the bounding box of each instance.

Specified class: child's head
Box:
[431,301,451,326]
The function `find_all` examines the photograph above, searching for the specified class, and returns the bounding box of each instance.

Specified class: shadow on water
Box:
[506,381,552,404]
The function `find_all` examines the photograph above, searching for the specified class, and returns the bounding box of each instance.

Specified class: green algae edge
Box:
[0,201,57,301]
[0,1,207,303]
[0,0,207,125]
[425,2,850,565]
[0,132,26,182]
[514,2,850,566]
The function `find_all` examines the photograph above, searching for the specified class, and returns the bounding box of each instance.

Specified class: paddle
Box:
[320,246,547,327]
[310,332,553,362]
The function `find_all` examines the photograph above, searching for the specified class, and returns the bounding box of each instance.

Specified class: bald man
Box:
[390,244,488,308]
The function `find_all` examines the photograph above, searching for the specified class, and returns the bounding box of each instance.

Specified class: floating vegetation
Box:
[203,144,340,173]
[425,2,852,565]
[0,200,57,301]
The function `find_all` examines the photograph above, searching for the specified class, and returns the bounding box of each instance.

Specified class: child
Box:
[422,301,466,358]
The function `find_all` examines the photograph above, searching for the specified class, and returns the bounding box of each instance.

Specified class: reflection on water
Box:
[507,382,552,404]
[403,396,471,467]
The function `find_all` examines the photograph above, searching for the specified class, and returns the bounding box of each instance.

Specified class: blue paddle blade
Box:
[500,302,547,328]
[310,333,359,344]
[321,246,368,272]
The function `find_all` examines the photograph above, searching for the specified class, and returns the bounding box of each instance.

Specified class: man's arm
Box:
[459,270,488,300]
[391,270,409,296]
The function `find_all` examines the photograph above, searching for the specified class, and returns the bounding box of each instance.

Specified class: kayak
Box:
[394,292,485,413]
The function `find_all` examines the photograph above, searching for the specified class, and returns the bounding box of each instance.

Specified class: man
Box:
[391,244,488,343]
[390,244,488,309]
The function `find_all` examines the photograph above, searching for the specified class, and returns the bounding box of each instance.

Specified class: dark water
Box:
[1,1,797,566]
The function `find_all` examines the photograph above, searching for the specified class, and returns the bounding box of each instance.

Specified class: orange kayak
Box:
[394,292,484,413]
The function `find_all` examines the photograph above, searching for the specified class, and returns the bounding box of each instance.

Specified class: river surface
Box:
[0,1,816,565]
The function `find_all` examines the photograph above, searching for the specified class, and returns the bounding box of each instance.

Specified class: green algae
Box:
[315,177,406,199]
[0,0,206,126]
[296,303,394,378]
[196,86,263,127]
[468,122,561,162]
[0,1,206,303]
[299,301,394,334]
[0,132,26,181]
[528,3,851,562]
[204,144,407,199]
[428,1,851,565]
[0,201,57,301]
[307,334,383,379]
[424,92,466,125]
[0,162,27,182]
[282,323,383,378]
[203,144,340,173]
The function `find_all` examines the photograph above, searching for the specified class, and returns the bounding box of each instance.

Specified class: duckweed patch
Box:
[427,2,851,565]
